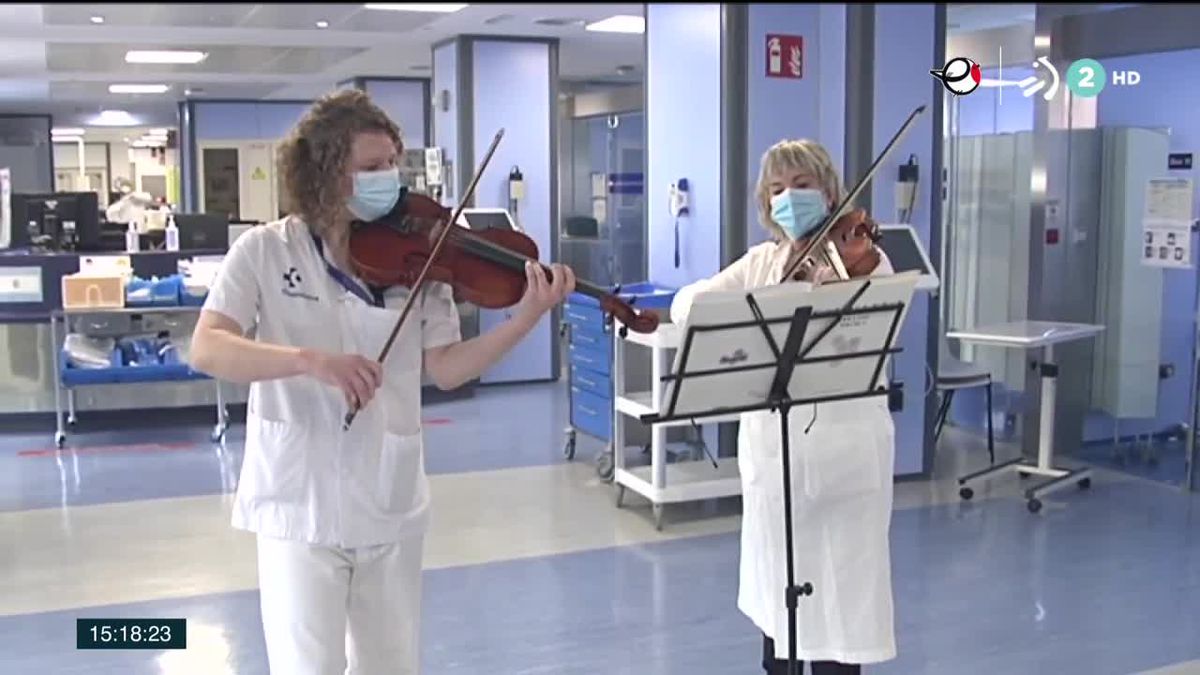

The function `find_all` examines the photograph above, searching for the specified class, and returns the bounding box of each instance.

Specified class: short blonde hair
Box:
[755,139,844,241]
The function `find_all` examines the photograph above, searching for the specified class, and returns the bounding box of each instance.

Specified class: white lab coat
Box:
[203,216,461,673]
[203,215,461,548]
[670,240,897,665]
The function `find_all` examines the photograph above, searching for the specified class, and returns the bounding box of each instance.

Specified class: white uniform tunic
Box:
[670,240,897,665]
[203,216,461,549]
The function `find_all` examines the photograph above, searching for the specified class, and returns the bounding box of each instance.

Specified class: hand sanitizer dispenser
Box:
[125,221,140,253]
[165,213,179,251]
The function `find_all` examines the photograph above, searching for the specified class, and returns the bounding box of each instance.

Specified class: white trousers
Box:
[256,534,425,675]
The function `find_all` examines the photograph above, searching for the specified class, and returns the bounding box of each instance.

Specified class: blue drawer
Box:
[569,343,610,377]
[570,326,611,359]
[565,301,605,329]
[571,386,611,441]
[571,367,611,399]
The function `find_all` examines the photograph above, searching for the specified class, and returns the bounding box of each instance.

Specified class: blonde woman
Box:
[190,89,574,674]
[670,139,897,675]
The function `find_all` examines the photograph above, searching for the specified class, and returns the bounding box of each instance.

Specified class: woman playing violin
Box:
[669,139,897,675]
[189,88,574,675]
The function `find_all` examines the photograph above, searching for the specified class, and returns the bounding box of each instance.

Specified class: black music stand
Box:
[640,273,917,675]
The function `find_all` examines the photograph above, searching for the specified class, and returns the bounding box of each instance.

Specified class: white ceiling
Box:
[0,3,645,126]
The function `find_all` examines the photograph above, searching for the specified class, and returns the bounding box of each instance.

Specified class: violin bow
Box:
[343,129,506,431]
[781,105,926,282]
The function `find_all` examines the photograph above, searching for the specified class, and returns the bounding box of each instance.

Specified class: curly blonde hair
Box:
[277,88,402,233]
[754,139,844,241]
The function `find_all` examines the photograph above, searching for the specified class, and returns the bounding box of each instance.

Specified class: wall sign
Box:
[1142,178,1193,269]
[766,35,804,79]
[1168,153,1193,170]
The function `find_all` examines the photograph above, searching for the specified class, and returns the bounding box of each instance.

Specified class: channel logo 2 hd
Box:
[931,56,1139,100]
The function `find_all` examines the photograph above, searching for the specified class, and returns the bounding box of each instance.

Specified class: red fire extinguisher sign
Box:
[766,34,804,79]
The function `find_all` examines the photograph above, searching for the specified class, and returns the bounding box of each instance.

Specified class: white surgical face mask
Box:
[346,167,402,221]
[770,188,828,240]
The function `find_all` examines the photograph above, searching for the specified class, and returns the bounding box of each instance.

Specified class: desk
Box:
[948,321,1105,513]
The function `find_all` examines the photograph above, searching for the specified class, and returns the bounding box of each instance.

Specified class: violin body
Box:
[350,220,538,309]
[791,208,883,282]
[347,191,659,333]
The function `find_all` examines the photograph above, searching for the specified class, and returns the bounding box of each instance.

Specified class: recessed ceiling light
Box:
[53,136,84,144]
[109,84,170,94]
[615,65,635,76]
[52,127,86,136]
[364,3,468,12]
[184,87,205,96]
[90,110,140,127]
[125,50,207,65]
[316,20,329,28]
[90,16,104,24]
[585,15,644,34]
[149,128,170,136]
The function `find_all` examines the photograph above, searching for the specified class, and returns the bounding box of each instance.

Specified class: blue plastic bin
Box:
[126,275,183,307]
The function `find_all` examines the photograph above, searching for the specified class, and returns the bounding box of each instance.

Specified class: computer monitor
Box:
[176,213,231,250]
[458,208,516,232]
[10,192,101,251]
[878,224,939,290]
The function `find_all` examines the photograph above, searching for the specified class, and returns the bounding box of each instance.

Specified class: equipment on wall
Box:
[508,165,525,231]
[668,178,690,268]
[895,154,919,224]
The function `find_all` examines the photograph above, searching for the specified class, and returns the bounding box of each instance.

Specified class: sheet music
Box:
[661,272,920,420]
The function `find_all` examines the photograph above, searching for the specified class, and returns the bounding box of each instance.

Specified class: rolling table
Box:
[612,320,742,530]
[948,320,1105,513]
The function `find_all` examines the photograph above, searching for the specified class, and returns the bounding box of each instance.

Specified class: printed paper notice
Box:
[1143,178,1194,269]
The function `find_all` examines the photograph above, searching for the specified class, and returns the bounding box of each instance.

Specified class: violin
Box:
[347,191,660,334]
[781,104,927,284]
[788,208,883,282]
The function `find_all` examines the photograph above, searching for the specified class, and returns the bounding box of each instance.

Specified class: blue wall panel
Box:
[432,42,459,205]
[364,79,428,148]
[193,102,310,141]
[1085,48,1200,440]
[472,40,554,384]
[646,3,723,288]
[871,4,939,477]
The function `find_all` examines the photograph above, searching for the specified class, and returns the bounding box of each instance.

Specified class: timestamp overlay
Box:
[77,618,187,650]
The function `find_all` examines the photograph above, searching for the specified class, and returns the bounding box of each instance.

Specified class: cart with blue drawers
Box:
[562,283,677,480]
[51,275,229,448]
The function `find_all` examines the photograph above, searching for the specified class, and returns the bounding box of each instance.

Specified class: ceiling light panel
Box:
[109,84,171,94]
[52,127,86,136]
[126,50,208,64]
[585,15,645,34]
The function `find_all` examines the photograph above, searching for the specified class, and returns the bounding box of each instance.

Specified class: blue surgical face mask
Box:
[346,167,403,221]
[770,188,828,240]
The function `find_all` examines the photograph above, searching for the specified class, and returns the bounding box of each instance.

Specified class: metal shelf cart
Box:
[50,305,229,448]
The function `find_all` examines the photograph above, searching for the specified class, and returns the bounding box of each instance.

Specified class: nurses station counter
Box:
[0,250,240,431]
[0,249,481,436]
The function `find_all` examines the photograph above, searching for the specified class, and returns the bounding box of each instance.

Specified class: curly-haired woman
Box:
[190,89,575,675]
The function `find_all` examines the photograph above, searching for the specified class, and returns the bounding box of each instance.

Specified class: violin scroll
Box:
[600,296,661,335]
